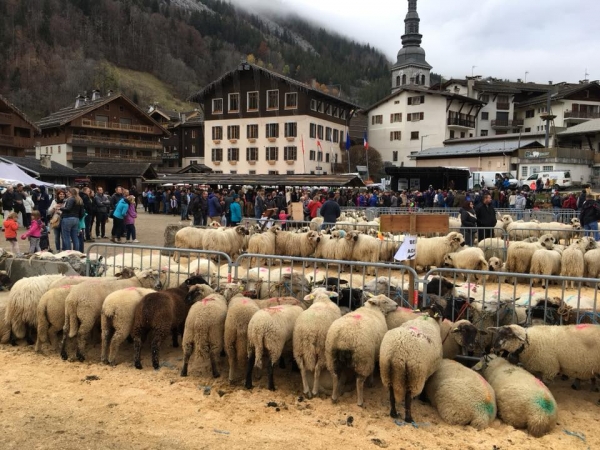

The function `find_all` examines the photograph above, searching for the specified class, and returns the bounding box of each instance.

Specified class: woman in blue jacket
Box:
[229,195,242,226]
[111,197,129,243]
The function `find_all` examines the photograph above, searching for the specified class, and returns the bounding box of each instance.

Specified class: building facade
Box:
[0,93,40,157]
[189,62,358,175]
[36,91,169,169]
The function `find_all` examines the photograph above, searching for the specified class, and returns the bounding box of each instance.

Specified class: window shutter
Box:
[420,112,424,120]
[408,97,412,105]
[421,96,425,103]
[407,113,411,121]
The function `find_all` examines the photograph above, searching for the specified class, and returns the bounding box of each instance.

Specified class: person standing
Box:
[124,195,139,243]
[180,189,189,221]
[579,194,600,241]
[146,189,155,214]
[514,191,526,220]
[48,190,65,252]
[12,184,26,227]
[319,192,341,229]
[551,190,562,222]
[4,211,20,255]
[23,191,34,228]
[460,200,477,246]
[81,187,94,242]
[60,188,84,251]
[308,194,323,219]
[110,186,124,241]
[94,187,110,239]
[208,191,223,224]
[37,186,51,226]
[111,194,129,243]
[2,185,15,231]
[254,190,266,219]
[229,194,242,226]
[475,193,497,242]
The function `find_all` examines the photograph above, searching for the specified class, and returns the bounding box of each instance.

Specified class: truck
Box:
[468,171,518,190]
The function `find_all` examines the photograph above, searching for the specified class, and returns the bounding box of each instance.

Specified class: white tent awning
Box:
[0,162,53,187]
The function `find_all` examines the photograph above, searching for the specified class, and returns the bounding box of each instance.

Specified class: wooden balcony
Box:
[564,111,600,121]
[81,119,155,134]
[491,119,524,129]
[0,112,12,124]
[447,117,476,129]
[496,102,510,111]
[68,135,163,150]
[67,151,162,163]
[0,134,32,148]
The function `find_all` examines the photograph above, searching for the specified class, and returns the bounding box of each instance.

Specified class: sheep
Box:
[486,257,506,283]
[560,237,598,289]
[0,296,9,344]
[478,237,507,260]
[99,287,157,365]
[274,230,320,259]
[415,232,465,271]
[491,323,600,391]
[246,226,280,267]
[4,274,65,345]
[350,234,386,276]
[180,287,229,378]
[202,225,249,259]
[480,355,558,437]
[503,216,541,241]
[310,216,324,231]
[173,226,212,262]
[424,359,497,429]
[443,247,488,281]
[584,248,600,280]
[313,230,342,259]
[60,270,164,363]
[379,315,443,421]
[293,289,342,398]
[132,278,210,370]
[246,304,306,391]
[224,295,260,383]
[530,247,563,287]
[325,294,398,406]
[505,233,556,276]
[538,221,581,245]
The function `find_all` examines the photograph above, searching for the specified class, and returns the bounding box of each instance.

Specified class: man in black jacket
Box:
[475,193,497,242]
[320,192,341,230]
[2,186,15,231]
[580,195,600,241]
[81,187,94,241]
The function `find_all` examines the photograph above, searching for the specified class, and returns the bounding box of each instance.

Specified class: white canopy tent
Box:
[0,162,53,187]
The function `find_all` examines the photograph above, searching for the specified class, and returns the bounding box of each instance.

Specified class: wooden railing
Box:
[0,135,14,144]
[447,117,476,128]
[491,119,524,128]
[67,152,162,163]
[564,111,600,120]
[496,102,510,111]
[81,119,155,133]
[68,134,162,150]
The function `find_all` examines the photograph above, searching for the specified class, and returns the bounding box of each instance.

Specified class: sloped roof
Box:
[414,139,543,159]
[0,93,41,134]
[77,162,158,178]
[37,94,170,135]
[517,82,600,108]
[176,163,212,174]
[189,62,361,109]
[147,173,365,188]
[558,118,600,136]
[364,86,484,113]
[0,156,79,177]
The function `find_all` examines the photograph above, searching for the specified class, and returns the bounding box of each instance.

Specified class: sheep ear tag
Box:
[366,292,374,298]
[377,232,384,241]
[472,360,484,372]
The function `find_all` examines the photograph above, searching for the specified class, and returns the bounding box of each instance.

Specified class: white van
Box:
[519,171,576,191]
[469,172,518,190]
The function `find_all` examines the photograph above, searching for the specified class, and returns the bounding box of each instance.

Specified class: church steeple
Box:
[391,0,432,92]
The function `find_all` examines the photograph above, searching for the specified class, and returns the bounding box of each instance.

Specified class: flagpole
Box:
[364,128,370,180]
[345,126,351,174]
[301,134,306,174]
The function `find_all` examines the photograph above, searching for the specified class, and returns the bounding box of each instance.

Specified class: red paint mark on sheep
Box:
[399,307,413,312]
[575,324,591,330]
[242,299,248,304]
[267,306,284,313]
[351,314,362,320]
[125,287,138,291]
[202,297,215,305]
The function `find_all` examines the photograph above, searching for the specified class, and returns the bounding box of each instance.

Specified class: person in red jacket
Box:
[308,194,323,219]
[4,211,20,255]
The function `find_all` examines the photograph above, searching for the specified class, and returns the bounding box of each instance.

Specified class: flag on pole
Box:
[317,140,323,152]
[301,135,305,154]
[345,131,351,151]
[363,131,369,151]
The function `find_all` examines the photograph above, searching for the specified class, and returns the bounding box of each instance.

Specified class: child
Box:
[170,194,178,216]
[4,212,20,255]
[124,195,138,243]
[21,210,44,253]
[278,208,291,230]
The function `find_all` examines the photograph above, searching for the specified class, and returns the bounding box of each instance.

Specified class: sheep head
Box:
[234,225,249,236]
[488,257,503,272]
[364,294,397,315]
[209,221,221,228]
[501,215,513,225]
[184,274,209,287]
[488,324,527,353]
[304,288,338,304]
[571,218,581,226]
[442,254,455,268]
[115,267,136,279]
[136,269,163,290]
[447,232,466,249]
[185,283,215,305]
[539,234,556,250]
[451,320,485,354]
[306,231,320,244]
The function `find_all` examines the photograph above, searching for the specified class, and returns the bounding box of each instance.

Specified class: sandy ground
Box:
[1,211,600,449]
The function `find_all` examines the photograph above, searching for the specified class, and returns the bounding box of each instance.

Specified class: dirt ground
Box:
[1,211,600,449]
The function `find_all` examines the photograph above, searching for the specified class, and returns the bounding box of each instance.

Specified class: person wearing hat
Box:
[229,194,242,226]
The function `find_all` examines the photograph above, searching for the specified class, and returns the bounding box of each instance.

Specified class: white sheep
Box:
[350,234,385,276]
[310,216,324,231]
[60,270,163,362]
[246,304,305,391]
[491,323,600,391]
[379,315,443,421]
[246,226,280,266]
[480,355,558,437]
[202,225,249,259]
[530,247,563,287]
[293,289,342,398]
[325,294,398,406]
[274,230,320,258]
[425,359,497,429]
[180,289,229,378]
[415,232,465,270]
[0,296,9,344]
[505,233,556,275]
[173,226,215,261]
[584,248,600,280]
[100,287,157,365]
[224,295,260,383]
[4,274,65,345]
[560,237,598,289]
[486,256,506,283]
[504,216,541,241]
[443,247,488,281]
[538,221,581,245]
[477,237,507,260]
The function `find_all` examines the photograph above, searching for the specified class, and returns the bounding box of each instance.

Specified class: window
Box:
[230,170,237,174]
[310,123,316,139]
[460,132,465,138]
[246,147,258,161]
[247,124,258,139]
[249,170,256,175]
[325,104,332,116]
[266,123,279,139]
[393,151,398,162]
[408,95,425,105]
[525,127,531,132]
[284,146,297,161]
[372,115,383,125]
[247,92,259,112]
[333,107,339,118]
[481,112,489,120]
[325,127,332,141]
[402,74,407,85]
[227,148,239,161]
[287,170,295,175]
[191,130,197,139]
[325,153,330,163]
[407,112,424,121]
[391,113,402,123]
[317,151,323,161]
[449,130,455,139]
[481,130,488,136]
[267,90,279,110]
[211,148,223,162]
[340,110,347,120]
[95,115,108,122]
[310,99,317,111]
[284,122,297,138]
[212,126,223,140]
[266,147,278,161]
[318,102,324,113]
[411,131,419,140]
[390,131,401,141]
[525,109,535,118]
[268,171,279,175]
[228,93,240,113]
[317,125,324,140]
[543,165,553,171]
[58,145,61,153]
[191,144,196,154]
[396,76,400,87]
[333,129,339,143]
[285,92,298,109]
[521,166,528,177]
[227,125,240,140]
[309,150,316,161]
[212,98,223,114]
[480,94,489,103]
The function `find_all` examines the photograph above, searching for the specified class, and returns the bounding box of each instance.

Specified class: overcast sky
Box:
[232,0,600,84]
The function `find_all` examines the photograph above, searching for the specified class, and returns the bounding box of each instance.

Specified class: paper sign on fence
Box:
[394,235,417,261]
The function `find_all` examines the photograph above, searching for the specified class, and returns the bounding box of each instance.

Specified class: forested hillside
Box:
[0,0,402,119]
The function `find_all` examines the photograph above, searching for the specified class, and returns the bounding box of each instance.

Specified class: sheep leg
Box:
[59,333,69,360]
[108,332,125,366]
[180,341,194,377]
[48,324,61,352]
[227,350,236,384]
[331,372,340,403]
[356,375,366,407]
[278,357,286,370]
[133,336,143,370]
[267,360,276,391]
[209,348,220,378]
[100,326,114,365]
[76,322,94,362]
[311,362,323,399]
[151,335,163,370]
[388,386,399,419]
[572,379,581,391]
[245,352,256,389]
[404,388,413,423]
[25,325,35,346]
[298,360,311,399]
[591,378,599,393]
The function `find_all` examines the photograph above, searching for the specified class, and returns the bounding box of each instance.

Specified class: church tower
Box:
[391,0,432,92]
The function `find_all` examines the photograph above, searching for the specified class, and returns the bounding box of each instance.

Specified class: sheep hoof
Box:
[60,351,68,361]
[331,397,338,404]
[571,380,581,391]
[390,410,399,419]
[180,369,188,377]
[244,382,253,390]
[561,375,569,381]
[212,371,220,379]
[134,362,142,370]
[26,338,34,346]
[76,353,85,363]
[404,415,413,423]
[153,364,160,371]
[304,392,312,400]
